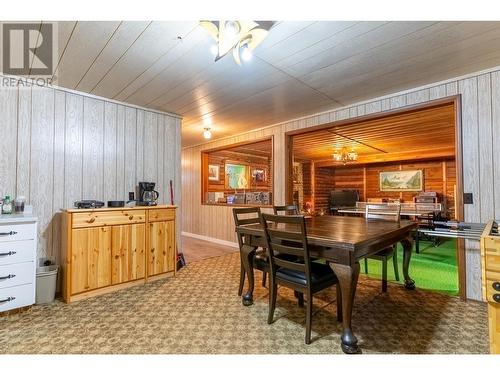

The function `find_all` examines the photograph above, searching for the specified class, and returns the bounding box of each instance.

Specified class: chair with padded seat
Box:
[273,204,299,215]
[363,204,401,292]
[260,213,342,344]
[233,207,269,294]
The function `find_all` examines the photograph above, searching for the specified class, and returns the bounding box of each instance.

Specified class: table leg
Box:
[330,262,361,354]
[240,245,257,306]
[401,236,415,290]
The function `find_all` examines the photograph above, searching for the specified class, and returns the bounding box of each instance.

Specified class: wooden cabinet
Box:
[148,221,175,276]
[71,227,112,295]
[481,220,500,354]
[62,206,177,303]
[111,224,146,284]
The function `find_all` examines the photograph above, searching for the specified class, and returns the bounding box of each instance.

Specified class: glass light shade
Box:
[241,45,253,61]
[333,147,358,163]
[347,152,358,161]
[203,128,212,139]
[224,21,240,39]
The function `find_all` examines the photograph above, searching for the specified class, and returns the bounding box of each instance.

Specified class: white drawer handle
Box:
[0,231,17,237]
[0,274,16,281]
[0,296,15,303]
[0,251,16,256]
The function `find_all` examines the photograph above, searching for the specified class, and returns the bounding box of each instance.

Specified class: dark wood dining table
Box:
[235,215,417,354]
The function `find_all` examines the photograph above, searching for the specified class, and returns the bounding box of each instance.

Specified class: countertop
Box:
[61,204,177,213]
[0,212,38,224]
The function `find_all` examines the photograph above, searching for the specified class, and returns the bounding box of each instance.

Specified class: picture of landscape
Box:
[379,170,423,191]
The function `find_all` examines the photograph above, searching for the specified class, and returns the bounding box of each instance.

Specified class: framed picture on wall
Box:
[252,168,267,182]
[379,170,423,191]
[225,163,250,189]
[208,164,220,181]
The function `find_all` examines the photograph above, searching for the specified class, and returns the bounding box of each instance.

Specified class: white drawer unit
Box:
[0,214,37,313]
[0,223,36,243]
[0,240,36,266]
[0,284,35,311]
[0,262,35,288]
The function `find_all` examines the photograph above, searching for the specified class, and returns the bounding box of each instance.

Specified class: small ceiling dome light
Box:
[203,127,212,139]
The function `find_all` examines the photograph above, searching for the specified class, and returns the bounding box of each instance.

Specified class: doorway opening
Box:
[286,97,464,298]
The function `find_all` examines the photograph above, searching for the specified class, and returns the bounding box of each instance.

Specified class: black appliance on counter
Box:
[74,200,105,209]
[138,182,159,206]
[328,190,359,215]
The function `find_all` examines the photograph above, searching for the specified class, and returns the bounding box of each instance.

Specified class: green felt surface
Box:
[363,238,458,296]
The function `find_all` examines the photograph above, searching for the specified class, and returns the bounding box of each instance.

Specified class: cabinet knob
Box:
[87,217,96,223]
[493,282,500,292]
[494,294,500,303]
[129,215,134,220]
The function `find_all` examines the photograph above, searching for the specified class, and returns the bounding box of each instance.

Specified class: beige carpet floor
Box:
[0,252,489,354]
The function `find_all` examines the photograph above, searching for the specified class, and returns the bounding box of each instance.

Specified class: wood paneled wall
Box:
[182,66,500,301]
[0,77,182,263]
[315,159,456,219]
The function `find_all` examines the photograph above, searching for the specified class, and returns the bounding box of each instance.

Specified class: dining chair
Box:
[260,213,342,344]
[233,207,269,293]
[363,204,401,292]
[273,204,299,215]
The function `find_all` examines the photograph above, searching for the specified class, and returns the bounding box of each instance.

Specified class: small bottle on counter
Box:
[2,195,12,214]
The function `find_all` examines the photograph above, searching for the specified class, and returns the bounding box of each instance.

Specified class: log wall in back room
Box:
[314,158,456,219]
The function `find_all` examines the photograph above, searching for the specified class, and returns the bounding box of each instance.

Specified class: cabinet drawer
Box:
[0,283,34,312]
[0,223,36,242]
[72,210,146,228]
[0,262,35,289]
[0,240,35,266]
[148,209,175,222]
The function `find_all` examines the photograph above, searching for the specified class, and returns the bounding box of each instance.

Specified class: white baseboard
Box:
[181,231,239,249]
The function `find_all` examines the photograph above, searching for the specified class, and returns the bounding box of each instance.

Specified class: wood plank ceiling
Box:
[292,102,456,166]
[8,21,500,146]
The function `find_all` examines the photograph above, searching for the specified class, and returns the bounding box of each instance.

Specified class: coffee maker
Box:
[138,182,159,206]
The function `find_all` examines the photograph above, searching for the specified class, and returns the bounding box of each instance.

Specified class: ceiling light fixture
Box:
[199,20,271,65]
[333,147,358,165]
[203,127,212,140]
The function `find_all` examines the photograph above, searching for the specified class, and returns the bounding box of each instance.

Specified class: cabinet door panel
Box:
[71,227,111,295]
[148,221,175,276]
[111,224,146,284]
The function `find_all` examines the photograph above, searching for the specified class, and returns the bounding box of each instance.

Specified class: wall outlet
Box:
[463,193,473,204]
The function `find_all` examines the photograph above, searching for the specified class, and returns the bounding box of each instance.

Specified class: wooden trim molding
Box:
[200,136,274,206]
[285,96,461,137]
[453,94,467,301]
